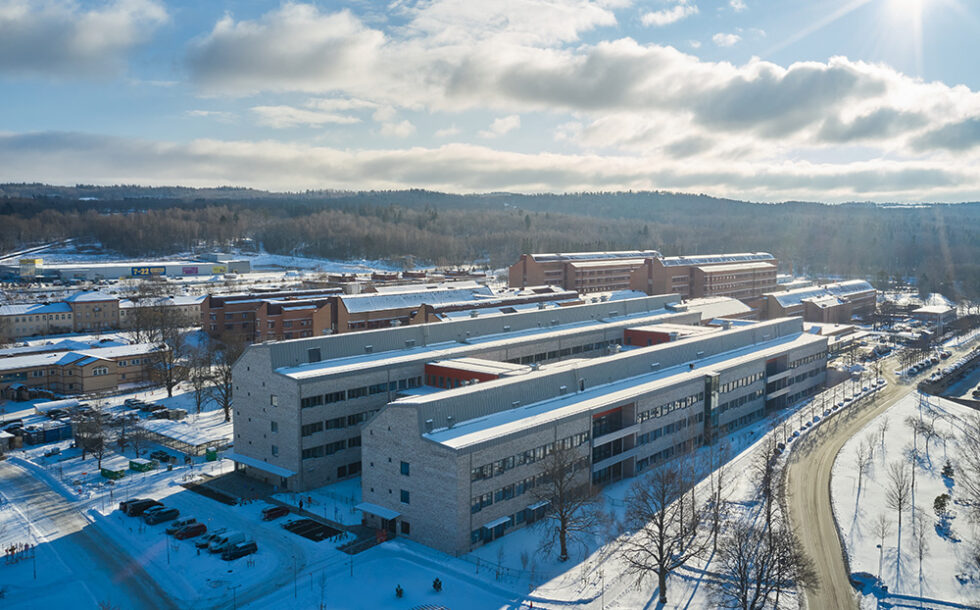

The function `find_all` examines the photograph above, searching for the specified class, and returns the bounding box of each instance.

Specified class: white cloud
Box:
[186,4,385,95]
[479,115,521,138]
[641,1,698,27]
[689,40,702,49]
[186,109,235,123]
[435,125,461,138]
[2,131,978,202]
[712,32,741,47]
[251,105,361,128]
[730,0,747,12]
[0,0,168,77]
[380,120,416,137]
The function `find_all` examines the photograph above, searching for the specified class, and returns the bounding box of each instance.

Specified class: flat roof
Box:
[0,343,160,372]
[768,280,874,308]
[696,261,776,273]
[567,259,645,269]
[225,451,295,478]
[425,331,825,450]
[530,250,660,263]
[913,305,954,314]
[277,308,696,380]
[339,285,495,314]
[427,358,532,376]
[660,252,774,267]
[627,323,717,336]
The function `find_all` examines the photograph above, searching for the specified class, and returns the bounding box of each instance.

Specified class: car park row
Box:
[118,497,258,561]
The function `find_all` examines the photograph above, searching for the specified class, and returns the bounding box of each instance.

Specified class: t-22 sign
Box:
[131,266,166,276]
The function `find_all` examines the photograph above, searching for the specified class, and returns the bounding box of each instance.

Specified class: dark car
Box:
[221,540,258,561]
[123,499,163,516]
[165,517,197,535]
[175,523,208,540]
[150,450,172,462]
[144,507,180,524]
[261,506,290,521]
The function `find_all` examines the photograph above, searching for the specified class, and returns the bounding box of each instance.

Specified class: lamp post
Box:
[229,584,241,610]
[292,555,298,599]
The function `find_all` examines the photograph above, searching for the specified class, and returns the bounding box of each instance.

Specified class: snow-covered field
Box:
[833,392,980,608]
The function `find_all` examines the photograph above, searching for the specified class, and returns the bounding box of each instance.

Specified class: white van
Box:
[208,531,245,554]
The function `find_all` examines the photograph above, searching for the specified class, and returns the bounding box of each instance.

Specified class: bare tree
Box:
[208,336,245,422]
[188,347,211,414]
[620,461,709,605]
[707,441,732,553]
[877,415,890,450]
[148,307,188,398]
[753,434,779,538]
[960,414,980,523]
[73,401,114,470]
[885,461,912,582]
[531,439,603,562]
[913,511,929,598]
[124,281,167,344]
[856,434,875,493]
[711,520,817,610]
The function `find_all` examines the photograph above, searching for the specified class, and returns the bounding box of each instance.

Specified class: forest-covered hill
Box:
[1,185,977,299]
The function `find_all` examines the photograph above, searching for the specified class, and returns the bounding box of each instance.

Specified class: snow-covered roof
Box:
[0,339,126,358]
[118,295,204,309]
[768,280,874,308]
[0,302,72,316]
[225,451,295,477]
[567,259,645,269]
[428,358,532,377]
[913,304,954,314]
[339,285,495,314]
[0,343,161,372]
[660,252,774,267]
[529,250,660,263]
[695,261,776,273]
[682,296,753,320]
[424,331,825,450]
[63,291,116,303]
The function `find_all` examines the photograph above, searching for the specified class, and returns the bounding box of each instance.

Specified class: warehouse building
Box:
[358,316,827,553]
[228,294,758,491]
[17,258,252,282]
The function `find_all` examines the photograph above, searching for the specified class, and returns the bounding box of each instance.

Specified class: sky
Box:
[1,0,980,202]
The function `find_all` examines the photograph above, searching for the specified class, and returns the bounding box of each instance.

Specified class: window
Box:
[271,445,279,457]
[400,461,410,476]
[400,490,410,504]
[301,422,324,436]
[92,367,109,376]
[270,421,278,433]
[270,394,278,407]
[400,521,411,535]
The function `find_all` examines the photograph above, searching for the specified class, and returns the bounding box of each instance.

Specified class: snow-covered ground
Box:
[274,477,363,526]
[833,392,980,607]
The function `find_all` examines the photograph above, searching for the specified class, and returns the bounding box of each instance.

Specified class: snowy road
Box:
[0,460,179,610]
[785,338,980,610]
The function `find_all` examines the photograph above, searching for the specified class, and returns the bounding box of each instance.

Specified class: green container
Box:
[129,458,157,472]
[205,447,218,462]
[100,467,125,480]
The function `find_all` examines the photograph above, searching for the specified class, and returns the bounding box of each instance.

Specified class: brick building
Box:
[0,343,164,396]
[762,280,876,323]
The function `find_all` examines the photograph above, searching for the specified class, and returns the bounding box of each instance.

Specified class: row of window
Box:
[713,389,764,416]
[299,377,422,408]
[301,438,358,459]
[9,313,72,322]
[470,432,590,482]
[719,372,764,395]
[471,502,550,544]
[790,352,827,369]
[471,459,588,515]
[636,436,701,472]
[300,411,378,436]
[503,340,616,366]
[637,412,703,446]
[637,391,704,423]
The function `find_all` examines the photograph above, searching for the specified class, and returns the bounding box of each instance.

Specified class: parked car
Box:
[124,398,142,406]
[221,540,258,561]
[175,523,207,540]
[166,517,197,535]
[144,507,180,525]
[208,531,245,554]
[123,499,163,516]
[43,447,61,458]
[150,450,172,462]
[196,528,228,550]
[261,506,290,521]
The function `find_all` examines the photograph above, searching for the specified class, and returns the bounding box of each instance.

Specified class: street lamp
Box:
[292,554,298,599]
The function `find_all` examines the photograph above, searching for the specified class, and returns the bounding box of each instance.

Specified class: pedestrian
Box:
[299,499,304,511]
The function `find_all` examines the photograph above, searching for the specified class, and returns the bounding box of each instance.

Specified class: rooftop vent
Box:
[405,339,416,348]
[425,418,434,432]
[696,350,705,358]
[559,385,568,395]
[364,345,373,354]
[470,310,479,318]
[446,415,455,428]
[503,325,511,332]
[650,362,660,370]
[511,400,521,408]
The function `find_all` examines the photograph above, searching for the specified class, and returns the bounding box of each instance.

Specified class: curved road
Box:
[785,341,977,610]
[0,460,179,610]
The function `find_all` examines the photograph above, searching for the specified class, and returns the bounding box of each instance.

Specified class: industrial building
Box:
[227,294,753,491]
[358,316,827,554]
[912,304,957,331]
[509,251,779,302]
[762,280,876,323]
[7,256,250,282]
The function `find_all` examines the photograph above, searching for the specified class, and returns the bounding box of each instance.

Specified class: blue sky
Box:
[1,0,979,201]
